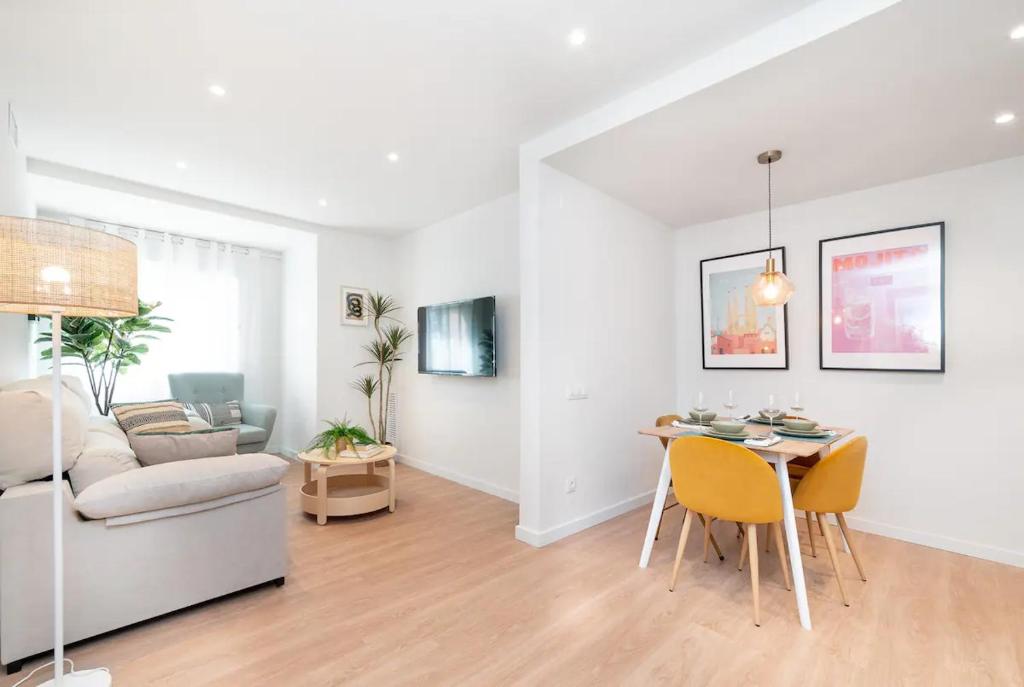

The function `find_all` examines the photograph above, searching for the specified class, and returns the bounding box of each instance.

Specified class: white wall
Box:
[0,99,34,385]
[516,166,675,545]
[277,231,318,455]
[315,229,395,434]
[674,155,1024,567]
[392,194,520,501]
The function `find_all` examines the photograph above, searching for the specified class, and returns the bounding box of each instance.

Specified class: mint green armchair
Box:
[168,373,276,453]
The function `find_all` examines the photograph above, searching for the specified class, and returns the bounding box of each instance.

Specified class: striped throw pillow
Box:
[111,400,191,435]
[181,400,243,428]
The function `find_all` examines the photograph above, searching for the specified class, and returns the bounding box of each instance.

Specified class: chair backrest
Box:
[655,414,683,449]
[793,436,868,514]
[670,436,782,524]
[168,373,244,404]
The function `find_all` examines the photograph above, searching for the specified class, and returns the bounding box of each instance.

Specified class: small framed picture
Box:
[341,286,369,326]
[819,222,944,372]
[700,248,789,370]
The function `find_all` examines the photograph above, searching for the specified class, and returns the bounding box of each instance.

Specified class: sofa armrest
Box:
[240,403,277,435]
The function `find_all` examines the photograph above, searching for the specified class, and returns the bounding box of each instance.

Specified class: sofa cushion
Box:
[128,428,238,466]
[111,400,191,435]
[182,400,242,427]
[235,423,268,446]
[2,375,93,417]
[68,418,141,494]
[0,387,87,490]
[74,453,288,520]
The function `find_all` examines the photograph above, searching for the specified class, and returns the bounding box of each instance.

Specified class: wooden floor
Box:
[6,463,1023,686]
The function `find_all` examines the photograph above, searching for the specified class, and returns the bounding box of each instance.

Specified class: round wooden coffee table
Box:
[296,445,397,525]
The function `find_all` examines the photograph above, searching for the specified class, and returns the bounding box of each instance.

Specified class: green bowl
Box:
[710,420,745,434]
[783,418,819,432]
[689,410,717,422]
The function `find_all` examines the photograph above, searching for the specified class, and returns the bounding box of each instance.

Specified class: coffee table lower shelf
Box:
[297,446,398,525]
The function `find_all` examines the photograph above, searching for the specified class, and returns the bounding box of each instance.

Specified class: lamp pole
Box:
[51,310,64,686]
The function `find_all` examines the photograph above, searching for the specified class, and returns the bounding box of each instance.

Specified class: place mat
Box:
[769,429,838,444]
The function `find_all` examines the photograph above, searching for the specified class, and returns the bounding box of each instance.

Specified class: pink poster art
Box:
[830,244,937,354]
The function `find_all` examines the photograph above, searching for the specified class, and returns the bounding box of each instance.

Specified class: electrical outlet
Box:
[565,477,577,494]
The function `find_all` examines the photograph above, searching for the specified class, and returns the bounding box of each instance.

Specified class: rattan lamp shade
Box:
[0,216,138,317]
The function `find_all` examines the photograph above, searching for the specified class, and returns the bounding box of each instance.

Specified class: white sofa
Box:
[0,377,289,674]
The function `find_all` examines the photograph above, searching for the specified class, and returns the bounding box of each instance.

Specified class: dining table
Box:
[637,420,854,630]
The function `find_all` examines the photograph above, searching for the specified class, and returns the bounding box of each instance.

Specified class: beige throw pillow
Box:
[128,428,239,466]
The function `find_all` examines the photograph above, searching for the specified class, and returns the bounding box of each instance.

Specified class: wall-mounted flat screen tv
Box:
[417,296,496,377]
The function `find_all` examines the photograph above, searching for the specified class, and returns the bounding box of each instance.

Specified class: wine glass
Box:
[723,390,739,420]
[790,391,805,418]
[761,394,781,436]
[692,391,710,424]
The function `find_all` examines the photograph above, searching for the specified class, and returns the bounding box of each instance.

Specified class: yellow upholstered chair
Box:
[654,415,724,561]
[668,436,791,626]
[792,436,868,606]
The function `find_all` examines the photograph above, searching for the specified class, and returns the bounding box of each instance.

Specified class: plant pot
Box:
[334,438,355,455]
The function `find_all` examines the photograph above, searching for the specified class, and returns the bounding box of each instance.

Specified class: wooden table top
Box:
[297,444,397,466]
[638,423,853,459]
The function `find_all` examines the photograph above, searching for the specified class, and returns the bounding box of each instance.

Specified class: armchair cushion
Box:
[235,424,268,446]
[240,402,276,433]
[74,453,288,520]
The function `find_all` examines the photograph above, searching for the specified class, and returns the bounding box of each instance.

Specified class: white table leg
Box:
[775,457,812,630]
[639,443,673,568]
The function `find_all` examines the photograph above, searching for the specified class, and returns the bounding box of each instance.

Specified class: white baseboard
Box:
[843,514,1024,569]
[396,453,519,503]
[515,489,656,548]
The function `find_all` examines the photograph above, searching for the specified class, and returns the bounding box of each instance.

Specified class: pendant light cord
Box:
[767,159,773,251]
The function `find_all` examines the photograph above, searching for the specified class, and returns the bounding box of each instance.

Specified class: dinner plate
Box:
[773,427,832,439]
[704,430,751,441]
[748,416,788,425]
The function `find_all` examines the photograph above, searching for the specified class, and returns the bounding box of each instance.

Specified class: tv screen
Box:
[417,296,496,377]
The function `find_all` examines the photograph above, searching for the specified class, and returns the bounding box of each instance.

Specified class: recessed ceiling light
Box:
[175,160,188,170]
[995,112,1016,125]
[386,152,400,162]
[1011,24,1024,40]
[208,84,227,97]
[567,28,587,47]
[318,198,328,207]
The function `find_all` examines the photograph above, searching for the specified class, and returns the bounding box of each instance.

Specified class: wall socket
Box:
[565,477,577,494]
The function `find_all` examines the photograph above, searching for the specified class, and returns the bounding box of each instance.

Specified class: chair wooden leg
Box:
[747,523,761,627]
[818,511,850,606]
[738,526,749,572]
[805,511,817,557]
[736,522,744,539]
[771,522,791,591]
[702,514,712,563]
[655,507,666,541]
[765,524,771,553]
[669,509,695,592]
[836,513,867,581]
[695,513,724,561]
[817,512,827,536]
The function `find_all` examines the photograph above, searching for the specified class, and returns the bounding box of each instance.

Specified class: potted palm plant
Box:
[350,292,413,443]
[307,417,377,458]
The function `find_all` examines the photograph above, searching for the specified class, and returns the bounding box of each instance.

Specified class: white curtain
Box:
[61,219,282,410]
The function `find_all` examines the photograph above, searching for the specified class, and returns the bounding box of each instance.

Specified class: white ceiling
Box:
[548,0,1024,228]
[0,0,817,231]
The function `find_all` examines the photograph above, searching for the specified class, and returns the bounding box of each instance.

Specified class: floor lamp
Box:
[0,216,137,687]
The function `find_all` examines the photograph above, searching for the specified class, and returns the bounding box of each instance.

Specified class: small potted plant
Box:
[308,417,377,458]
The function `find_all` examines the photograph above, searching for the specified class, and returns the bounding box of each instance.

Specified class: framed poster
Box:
[819,222,944,372]
[700,248,789,369]
[341,286,369,326]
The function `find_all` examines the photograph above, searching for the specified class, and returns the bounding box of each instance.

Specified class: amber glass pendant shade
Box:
[752,256,795,306]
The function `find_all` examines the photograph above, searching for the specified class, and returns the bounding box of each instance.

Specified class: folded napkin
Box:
[744,435,782,447]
